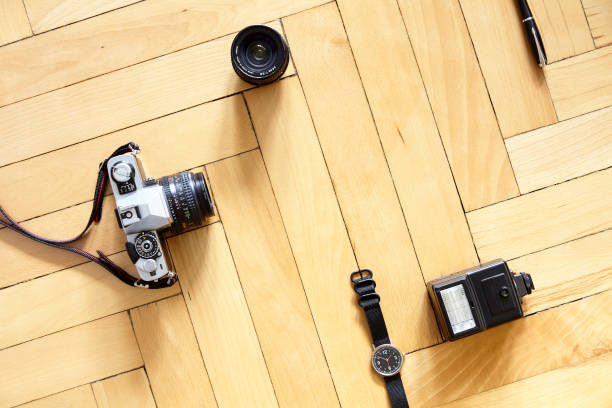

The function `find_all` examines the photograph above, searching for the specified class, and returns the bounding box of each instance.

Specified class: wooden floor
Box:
[0,0,611,407]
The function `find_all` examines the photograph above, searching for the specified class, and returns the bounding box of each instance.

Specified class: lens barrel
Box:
[231,25,289,85]
[159,171,214,234]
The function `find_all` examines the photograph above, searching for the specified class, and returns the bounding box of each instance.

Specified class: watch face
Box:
[372,344,403,376]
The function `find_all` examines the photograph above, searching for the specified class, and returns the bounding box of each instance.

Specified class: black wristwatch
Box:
[351,269,409,408]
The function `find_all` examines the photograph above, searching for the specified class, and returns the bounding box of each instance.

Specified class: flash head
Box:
[427,260,535,341]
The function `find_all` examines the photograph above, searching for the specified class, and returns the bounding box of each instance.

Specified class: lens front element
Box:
[231,25,289,85]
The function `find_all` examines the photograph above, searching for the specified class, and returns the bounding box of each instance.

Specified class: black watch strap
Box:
[385,375,409,408]
[351,269,410,408]
[350,269,389,346]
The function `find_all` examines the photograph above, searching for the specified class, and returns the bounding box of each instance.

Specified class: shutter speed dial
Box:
[111,162,134,183]
[134,232,161,259]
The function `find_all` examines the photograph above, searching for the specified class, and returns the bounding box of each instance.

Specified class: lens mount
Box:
[159,171,214,234]
[231,25,290,85]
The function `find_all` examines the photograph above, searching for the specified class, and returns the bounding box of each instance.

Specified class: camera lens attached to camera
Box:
[159,171,214,234]
[231,25,290,85]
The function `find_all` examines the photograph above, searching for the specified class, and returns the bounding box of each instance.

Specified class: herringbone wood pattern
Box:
[0,0,610,407]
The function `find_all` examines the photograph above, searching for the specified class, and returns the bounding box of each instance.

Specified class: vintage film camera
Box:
[427,260,535,340]
[107,149,214,281]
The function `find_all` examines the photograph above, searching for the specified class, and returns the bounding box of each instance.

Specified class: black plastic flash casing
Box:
[427,260,534,341]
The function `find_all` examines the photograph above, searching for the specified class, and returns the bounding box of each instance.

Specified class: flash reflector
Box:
[427,259,534,341]
[439,285,477,335]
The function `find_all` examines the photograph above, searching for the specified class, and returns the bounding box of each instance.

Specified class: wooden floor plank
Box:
[336,0,479,279]
[131,295,218,408]
[467,168,612,260]
[0,313,143,407]
[0,0,324,107]
[0,94,255,222]
[283,3,441,353]
[435,352,612,408]
[398,0,519,211]
[460,0,557,137]
[0,251,179,350]
[0,200,125,288]
[15,385,97,408]
[529,0,595,62]
[401,290,612,407]
[0,0,32,46]
[92,369,156,408]
[24,0,139,33]
[545,46,612,120]
[509,229,612,314]
[506,106,612,193]
[0,21,290,167]
[168,223,278,408]
[584,0,612,47]
[245,77,384,407]
[207,151,340,408]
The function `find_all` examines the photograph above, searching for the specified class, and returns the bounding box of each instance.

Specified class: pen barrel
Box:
[523,20,547,65]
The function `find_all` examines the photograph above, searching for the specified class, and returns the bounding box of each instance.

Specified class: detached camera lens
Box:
[159,171,214,234]
[231,25,289,85]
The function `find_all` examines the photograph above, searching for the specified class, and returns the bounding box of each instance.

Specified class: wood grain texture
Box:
[207,151,339,408]
[545,46,612,120]
[460,0,557,136]
[24,0,139,33]
[0,0,32,45]
[336,0,479,279]
[398,0,518,211]
[0,21,290,167]
[509,229,612,314]
[0,199,125,288]
[506,106,612,193]
[16,385,97,408]
[584,0,612,47]
[92,369,156,408]
[283,3,441,353]
[467,168,612,260]
[529,0,594,62]
[0,0,323,106]
[0,94,255,222]
[0,251,179,350]
[401,290,612,407]
[245,77,384,407]
[168,223,278,408]
[131,295,218,408]
[0,313,143,407]
[435,352,612,408]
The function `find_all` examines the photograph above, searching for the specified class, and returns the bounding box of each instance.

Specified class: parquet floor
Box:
[0,0,611,407]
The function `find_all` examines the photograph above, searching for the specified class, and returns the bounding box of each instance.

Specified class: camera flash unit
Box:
[427,260,534,341]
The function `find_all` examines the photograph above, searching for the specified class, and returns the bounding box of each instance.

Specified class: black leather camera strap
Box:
[351,270,410,408]
[0,142,176,289]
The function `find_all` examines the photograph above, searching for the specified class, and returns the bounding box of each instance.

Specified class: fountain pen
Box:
[517,0,547,67]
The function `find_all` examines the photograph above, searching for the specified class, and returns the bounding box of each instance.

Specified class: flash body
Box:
[427,260,534,341]
[107,150,214,282]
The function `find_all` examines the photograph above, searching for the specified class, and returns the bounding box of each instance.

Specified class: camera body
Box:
[427,260,534,341]
[107,150,213,281]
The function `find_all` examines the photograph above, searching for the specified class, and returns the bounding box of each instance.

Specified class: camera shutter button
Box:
[142,259,157,273]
